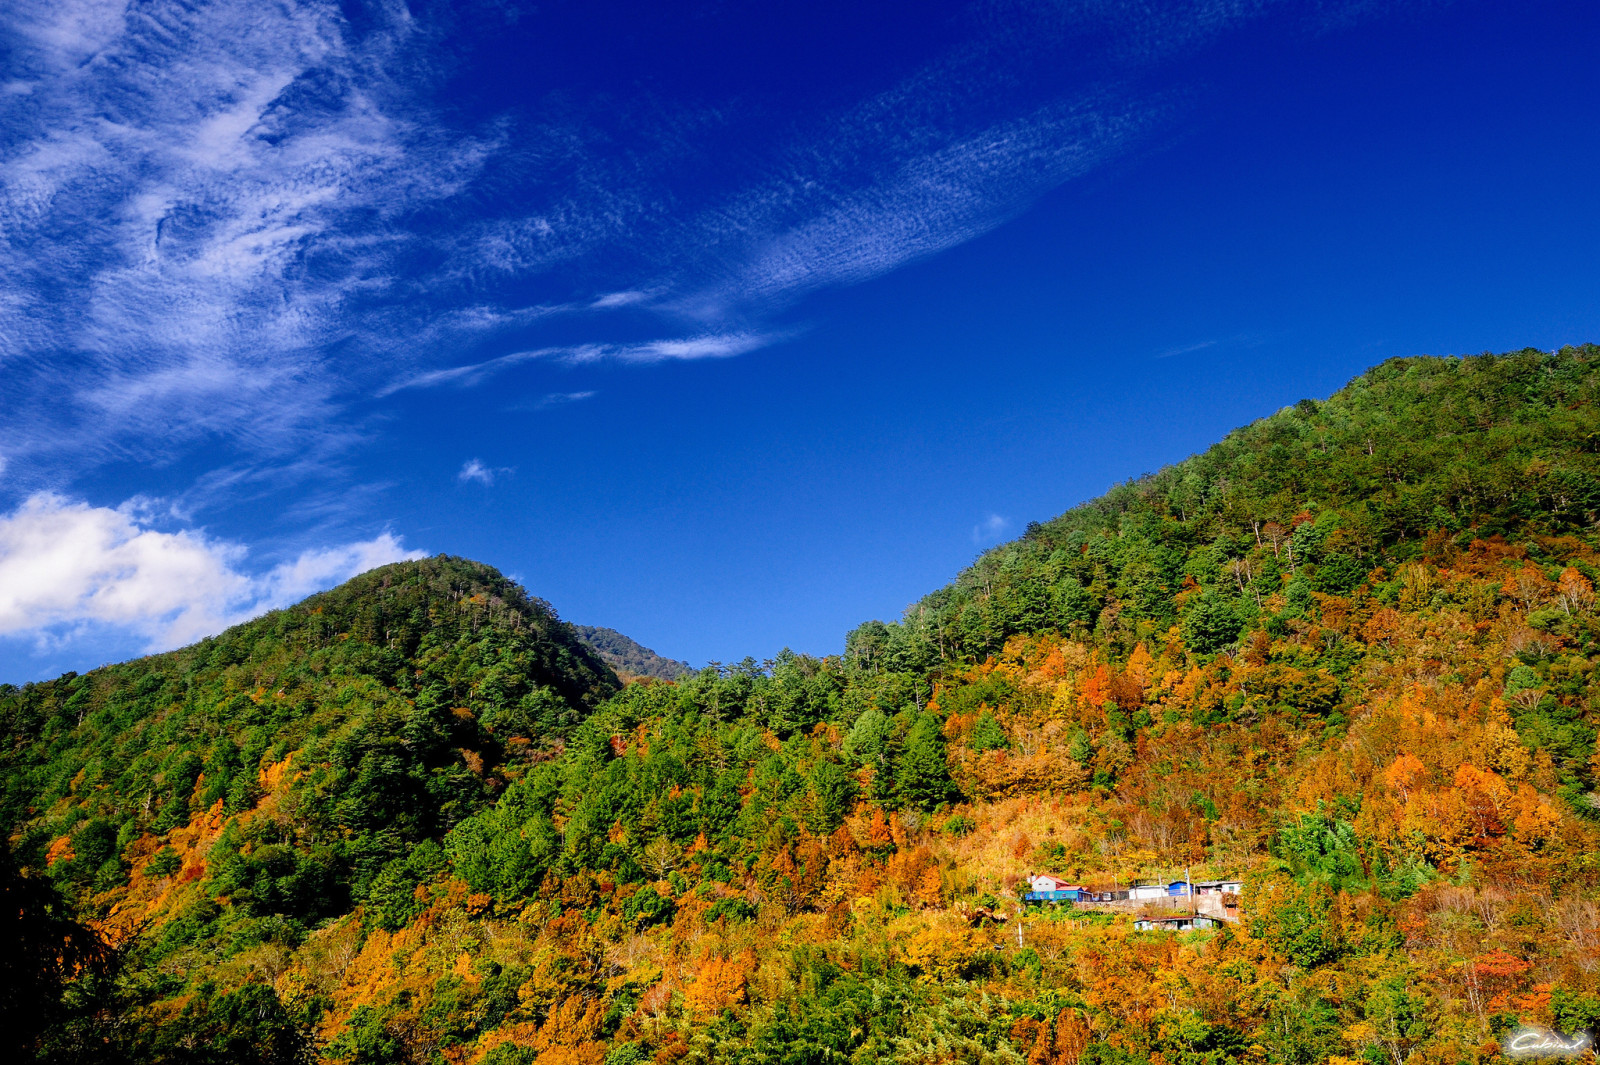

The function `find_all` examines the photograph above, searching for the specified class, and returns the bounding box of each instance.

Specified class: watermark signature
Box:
[1503,1026,1595,1059]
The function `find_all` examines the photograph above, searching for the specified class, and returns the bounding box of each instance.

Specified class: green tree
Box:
[0,840,111,1061]
[967,712,1008,752]
[896,714,954,812]
[1182,594,1243,656]
[843,706,891,768]
[1250,874,1345,969]
[803,760,856,834]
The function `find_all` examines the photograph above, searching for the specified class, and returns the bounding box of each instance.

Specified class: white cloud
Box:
[589,290,653,310]
[457,459,516,485]
[1154,331,1274,359]
[0,493,249,646]
[256,532,421,609]
[604,333,777,364]
[1157,339,1220,359]
[458,459,495,486]
[382,333,780,396]
[379,347,569,396]
[972,513,1012,545]
[0,492,422,652]
[529,391,597,410]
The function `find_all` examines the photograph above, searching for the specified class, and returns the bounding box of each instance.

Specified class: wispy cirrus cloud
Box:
[501,391,598,413]
[1157,339,1222,359]
[380,332,779,395]
[0,0,485,470]
[589,333,779,365]
[534,391,596,409]
[668,81,1162,322]
[0,0,1407,486]
[1154,331,1275,358]
[0,0,1425,676]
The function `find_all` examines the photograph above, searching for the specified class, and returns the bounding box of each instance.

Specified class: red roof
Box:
[1032,875,1082,890]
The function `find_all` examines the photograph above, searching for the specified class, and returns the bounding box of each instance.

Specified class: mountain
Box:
[852,345,1600,671]
[5,347,1600,1065]
[571,625,693,680]
[0,554,618,835]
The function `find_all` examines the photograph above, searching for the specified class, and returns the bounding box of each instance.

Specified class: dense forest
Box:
[571,628,692,682]
[4,346,1600,1065]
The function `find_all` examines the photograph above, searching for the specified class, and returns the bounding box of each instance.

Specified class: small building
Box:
[1193,879,1243,895]
[1135,914,1220,932]
[1083,889,1128,903]
[1128,883,1169,900]
[1166,880,1192,897]
[1023,874,1083,902]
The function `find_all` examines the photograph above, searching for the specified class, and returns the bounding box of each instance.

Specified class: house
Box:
[1083,889,1128,903]
[1024,874,1083,902]
[1134,914,1220,932]
[1019,875,1241,907]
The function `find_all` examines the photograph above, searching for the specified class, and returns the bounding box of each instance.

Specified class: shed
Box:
[1166,880,1192,897]
[1193,879,1243,895]
[1134,914,1219,932]
[1128,883,1168,900]
[1084,890,1128,903]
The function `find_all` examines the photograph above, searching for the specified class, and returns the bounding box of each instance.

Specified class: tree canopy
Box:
[5,347,1600,1064]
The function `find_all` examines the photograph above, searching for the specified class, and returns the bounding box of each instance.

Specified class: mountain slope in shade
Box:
[572,625,693,680]
[0,553,618,927]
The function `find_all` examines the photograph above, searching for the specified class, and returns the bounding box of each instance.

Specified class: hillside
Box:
[6,347,1600,1065]
[572,626,693,680]
[0,555,621,1056]
[856,347,1600,666]
[0,555,618,830]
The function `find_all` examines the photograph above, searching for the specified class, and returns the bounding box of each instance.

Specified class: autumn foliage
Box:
[5,348,1600,1063]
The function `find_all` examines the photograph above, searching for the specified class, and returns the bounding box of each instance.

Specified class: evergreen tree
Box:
[895,713,953,811]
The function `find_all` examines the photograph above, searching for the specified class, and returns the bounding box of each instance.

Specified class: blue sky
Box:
[1,0,1597,681]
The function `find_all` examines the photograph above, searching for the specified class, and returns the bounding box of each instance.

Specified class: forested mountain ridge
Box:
[6,347,1600,1065]
[854,345,1600,669]
[0,556,617,954]
[572,626,692,681]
